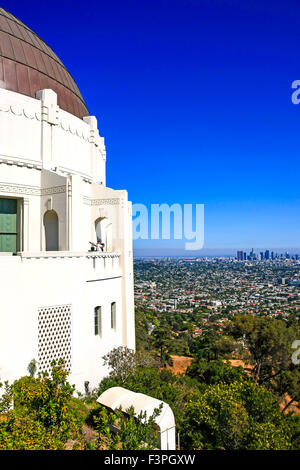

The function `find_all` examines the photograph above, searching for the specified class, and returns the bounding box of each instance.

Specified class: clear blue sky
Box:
[4,0,300,255]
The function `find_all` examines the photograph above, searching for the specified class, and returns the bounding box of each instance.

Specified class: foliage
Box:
[186,358,247,385]
[102,346,156,384]
[102,346,137,384]
[190,325,222,360]
[226,314,300,409]
[0,360,85,450]
[151,320,174,367]
[27,359,37,378]
[1,309,300,450]
[181,380,293,450]
[97,357,198,438]
[135,307,154,351]
[0,380,13,415]
[89,404,162,450]
[97,317,300,450]
[168,337,190,356]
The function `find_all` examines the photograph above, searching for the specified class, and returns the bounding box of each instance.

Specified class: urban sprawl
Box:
[134,252,300,334]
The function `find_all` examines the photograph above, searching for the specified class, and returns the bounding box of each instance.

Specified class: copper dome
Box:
[0,7,89,119]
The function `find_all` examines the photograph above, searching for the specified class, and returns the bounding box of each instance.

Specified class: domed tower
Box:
[0,7,88,118]
[0,8,135,393]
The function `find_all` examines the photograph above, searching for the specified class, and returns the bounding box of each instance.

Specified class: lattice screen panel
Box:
[38,305,72,374]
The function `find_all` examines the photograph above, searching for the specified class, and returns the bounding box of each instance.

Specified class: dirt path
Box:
[166,355,193,374]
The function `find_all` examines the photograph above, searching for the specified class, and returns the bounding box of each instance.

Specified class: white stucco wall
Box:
[0,87,135,394]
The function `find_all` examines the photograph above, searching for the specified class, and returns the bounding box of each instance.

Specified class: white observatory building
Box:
[0,7,135,393]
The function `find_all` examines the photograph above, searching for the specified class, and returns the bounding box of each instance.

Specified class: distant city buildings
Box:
[236,249,300,262]
[134,257,300,323]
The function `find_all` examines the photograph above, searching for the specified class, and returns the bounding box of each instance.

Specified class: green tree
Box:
[151,321,173,367]
[190,326,220,361]
[27,359,37,378]
[182,380,293,450]
[186,358,247,385]
[0,360,85,450]
[135,307,154,351]
[226,314,300,411]
[102,346,155,384]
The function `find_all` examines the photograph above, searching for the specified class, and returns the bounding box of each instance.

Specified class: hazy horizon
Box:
[133,246,300,258]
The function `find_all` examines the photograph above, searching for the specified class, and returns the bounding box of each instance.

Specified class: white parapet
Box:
[97,387,176,450]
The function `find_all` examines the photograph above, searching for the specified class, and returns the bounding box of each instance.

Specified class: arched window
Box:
[95,217,113,252]
[111,302,116,330]
[94,306,102,336]
[43,210,59,251]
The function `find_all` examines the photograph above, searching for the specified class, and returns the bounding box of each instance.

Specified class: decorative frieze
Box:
[83,197,120,206]
[0,98,90,142]
[0,103,41,121]
[41,186,66,196]
[0,181,66,196]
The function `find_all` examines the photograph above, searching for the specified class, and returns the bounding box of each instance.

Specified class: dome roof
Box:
[0,7,89,119]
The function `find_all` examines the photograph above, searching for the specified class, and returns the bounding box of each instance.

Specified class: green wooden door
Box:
[0,198,18,252]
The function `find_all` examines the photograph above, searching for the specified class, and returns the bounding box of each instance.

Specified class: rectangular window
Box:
[111,302,116,330]
[94,306,102,336]
[0,198,18,252]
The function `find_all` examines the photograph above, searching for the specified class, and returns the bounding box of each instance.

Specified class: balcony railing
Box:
[15,251,120,259]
